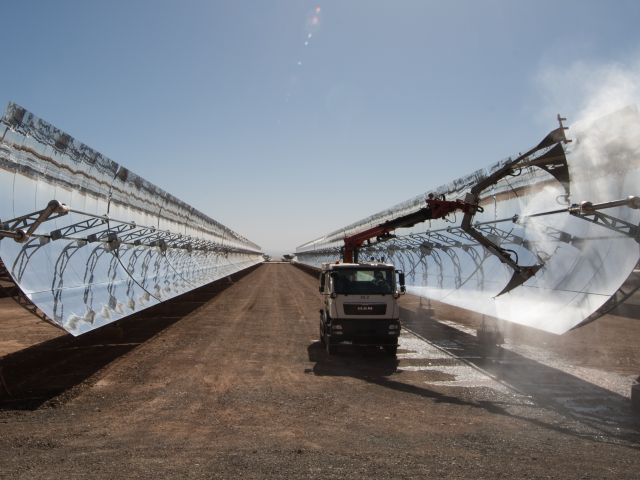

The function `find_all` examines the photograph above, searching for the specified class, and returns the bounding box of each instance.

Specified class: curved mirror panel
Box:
[0,103,263,336]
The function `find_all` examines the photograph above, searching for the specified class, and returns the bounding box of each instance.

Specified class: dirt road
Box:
[1,263,639,478]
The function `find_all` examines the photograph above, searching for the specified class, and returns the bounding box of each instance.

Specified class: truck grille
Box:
[343,303,387,315]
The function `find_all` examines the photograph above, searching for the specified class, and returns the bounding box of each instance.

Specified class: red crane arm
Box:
[342,196,480,263]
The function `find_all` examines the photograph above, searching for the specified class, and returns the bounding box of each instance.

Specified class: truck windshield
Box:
[332,269,394,295]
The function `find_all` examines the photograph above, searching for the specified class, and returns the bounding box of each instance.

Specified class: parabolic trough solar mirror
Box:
[0,103,263,336]
[296,106,640,334]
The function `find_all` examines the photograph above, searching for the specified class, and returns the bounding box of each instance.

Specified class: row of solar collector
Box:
[0,102,260,254]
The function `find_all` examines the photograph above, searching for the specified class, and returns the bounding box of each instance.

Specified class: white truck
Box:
[318,262,406,356]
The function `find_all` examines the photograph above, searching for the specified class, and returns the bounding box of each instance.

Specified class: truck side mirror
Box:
[396,270,406,294]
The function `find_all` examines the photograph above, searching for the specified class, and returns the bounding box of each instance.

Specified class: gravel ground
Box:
[0,263,639,479]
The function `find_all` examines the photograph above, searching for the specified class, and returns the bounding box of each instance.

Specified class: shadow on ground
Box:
[308,341,511,414]
[308,341,399,377]
[0,265,260,410]
[400,305,640,444]
[307,326,640,448]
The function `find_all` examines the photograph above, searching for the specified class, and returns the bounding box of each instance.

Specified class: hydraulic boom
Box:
[342,195,481,263]
[341,116,571,296]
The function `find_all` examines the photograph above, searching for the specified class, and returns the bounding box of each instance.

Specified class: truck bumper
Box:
[322,316,400,348]
[328,336,399,347]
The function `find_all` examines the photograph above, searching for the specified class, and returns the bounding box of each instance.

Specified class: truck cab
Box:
[318,262,406,356]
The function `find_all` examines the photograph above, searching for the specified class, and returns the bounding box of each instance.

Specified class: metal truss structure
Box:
[0,103,263,336]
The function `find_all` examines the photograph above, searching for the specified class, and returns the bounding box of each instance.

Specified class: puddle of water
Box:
[398,332,512,393]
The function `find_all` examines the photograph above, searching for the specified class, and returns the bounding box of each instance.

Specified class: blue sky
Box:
[1,1,639,256]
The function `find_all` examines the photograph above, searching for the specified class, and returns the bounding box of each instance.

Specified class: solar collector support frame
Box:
[0,102,263,336]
